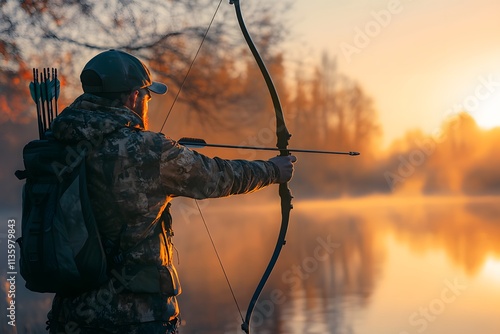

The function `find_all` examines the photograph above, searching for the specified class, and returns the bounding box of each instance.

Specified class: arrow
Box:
[178,137,360,156]
[29,68,60,139]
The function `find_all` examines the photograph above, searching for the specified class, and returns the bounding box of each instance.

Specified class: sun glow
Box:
[471,90,500,130]
[482,256,500,281]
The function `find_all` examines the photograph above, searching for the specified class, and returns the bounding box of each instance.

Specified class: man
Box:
[47,49,296,333]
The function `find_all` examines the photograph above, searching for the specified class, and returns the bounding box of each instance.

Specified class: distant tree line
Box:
[1,0,498,210]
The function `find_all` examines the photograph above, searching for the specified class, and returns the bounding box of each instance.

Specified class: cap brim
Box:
[149,82,168,95]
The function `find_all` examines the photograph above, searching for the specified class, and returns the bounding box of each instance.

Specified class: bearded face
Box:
[128,88,152,130]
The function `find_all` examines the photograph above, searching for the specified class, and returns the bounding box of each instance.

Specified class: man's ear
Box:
[125,90,139,109]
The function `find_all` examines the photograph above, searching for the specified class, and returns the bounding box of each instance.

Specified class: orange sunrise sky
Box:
[284,0,500,147]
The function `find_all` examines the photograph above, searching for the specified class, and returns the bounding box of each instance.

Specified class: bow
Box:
[229,1,293,333]
[160,2,294,331]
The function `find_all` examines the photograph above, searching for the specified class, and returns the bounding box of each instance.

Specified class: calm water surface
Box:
[1,195,499,333]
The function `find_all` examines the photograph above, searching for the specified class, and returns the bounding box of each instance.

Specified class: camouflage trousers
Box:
[47,317,179,334]
[47,280,180,334]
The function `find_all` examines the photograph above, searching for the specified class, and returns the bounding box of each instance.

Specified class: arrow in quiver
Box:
[29,68,60,139]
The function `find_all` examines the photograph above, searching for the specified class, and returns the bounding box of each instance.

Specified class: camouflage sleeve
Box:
[158,135,279,199]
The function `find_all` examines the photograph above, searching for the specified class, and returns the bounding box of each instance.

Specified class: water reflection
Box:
[1,195,499,333]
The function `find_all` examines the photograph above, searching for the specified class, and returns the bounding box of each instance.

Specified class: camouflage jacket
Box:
[48,93,279,331]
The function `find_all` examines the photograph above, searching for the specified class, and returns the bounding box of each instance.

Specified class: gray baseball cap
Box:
[80,49,167,95]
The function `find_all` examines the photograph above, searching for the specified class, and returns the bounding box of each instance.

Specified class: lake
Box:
[1,194,499,333]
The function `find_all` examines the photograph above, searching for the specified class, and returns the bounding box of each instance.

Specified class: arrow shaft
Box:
[180,140,359,156]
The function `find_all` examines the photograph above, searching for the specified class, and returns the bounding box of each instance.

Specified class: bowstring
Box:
[195,200,245,324]
[158,0,244,324]
[159,0,223,133]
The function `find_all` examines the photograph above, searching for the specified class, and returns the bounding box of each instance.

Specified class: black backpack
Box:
[15,133,108,294]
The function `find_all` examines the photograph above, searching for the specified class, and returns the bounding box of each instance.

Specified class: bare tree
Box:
[0,0,291,124]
